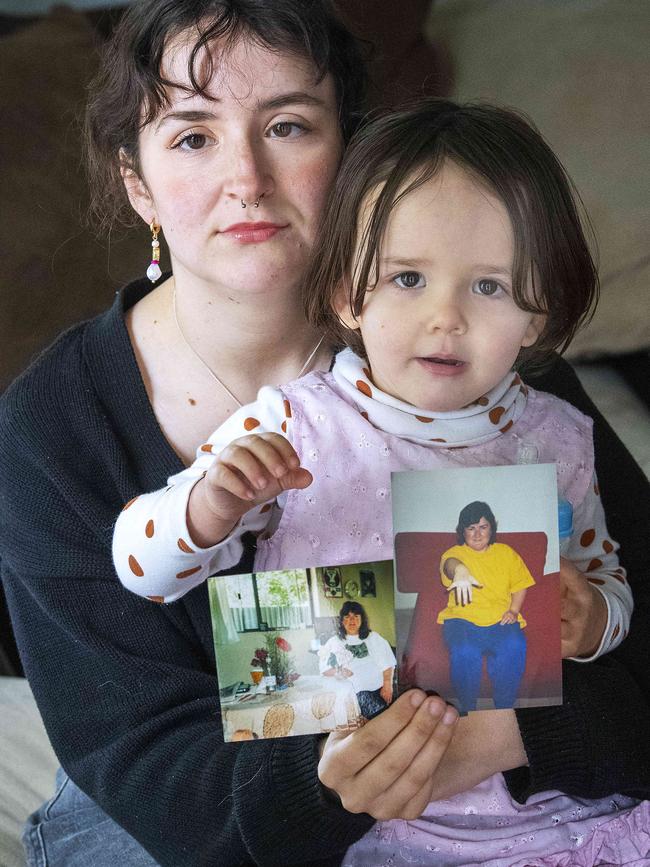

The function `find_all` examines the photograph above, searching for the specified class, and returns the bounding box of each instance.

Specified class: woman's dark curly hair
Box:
[337,601,370,640]
[85,0,367,231]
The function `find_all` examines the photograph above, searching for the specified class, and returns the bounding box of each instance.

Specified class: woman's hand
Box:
[187,433,312,547]
[560,557,608,658]
[446,562,483,606]
[499,589,527,625]
[318,690,457,821]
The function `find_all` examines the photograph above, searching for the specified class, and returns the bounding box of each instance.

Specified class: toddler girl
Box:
[113,100,645,864]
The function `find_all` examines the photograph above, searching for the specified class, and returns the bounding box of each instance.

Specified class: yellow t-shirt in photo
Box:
[437,542,535,628]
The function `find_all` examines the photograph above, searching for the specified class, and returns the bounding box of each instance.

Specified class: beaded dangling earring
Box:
[146,221,162,283]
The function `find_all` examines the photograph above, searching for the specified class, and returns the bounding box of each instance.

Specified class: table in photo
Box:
[221,674,363,739]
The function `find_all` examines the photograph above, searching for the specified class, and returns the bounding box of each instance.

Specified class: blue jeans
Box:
[442,618,527,715]
[22,768,159,867]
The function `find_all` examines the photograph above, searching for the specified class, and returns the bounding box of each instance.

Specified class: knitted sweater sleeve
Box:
[112,386,289,602]
[0,340,372,867]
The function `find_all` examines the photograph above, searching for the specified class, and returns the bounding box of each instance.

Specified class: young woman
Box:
[1,2,649,866]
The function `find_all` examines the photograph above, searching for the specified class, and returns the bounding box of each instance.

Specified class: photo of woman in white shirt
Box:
[319,602,396,720]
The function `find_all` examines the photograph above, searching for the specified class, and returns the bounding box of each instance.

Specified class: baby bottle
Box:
[516,440,573,554]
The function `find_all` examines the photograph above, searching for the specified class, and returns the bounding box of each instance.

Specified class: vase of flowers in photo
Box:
[251,633,300,692]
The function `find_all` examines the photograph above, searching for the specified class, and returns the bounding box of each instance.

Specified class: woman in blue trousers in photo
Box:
[438,502,534,714]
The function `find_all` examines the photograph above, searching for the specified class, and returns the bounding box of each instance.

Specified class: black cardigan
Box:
[1,279,649,867]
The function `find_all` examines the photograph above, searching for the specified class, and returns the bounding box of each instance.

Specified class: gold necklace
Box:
[172,286,325,407]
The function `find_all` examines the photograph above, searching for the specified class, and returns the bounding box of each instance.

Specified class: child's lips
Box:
[416,355,467,376]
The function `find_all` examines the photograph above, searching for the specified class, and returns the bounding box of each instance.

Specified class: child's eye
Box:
[393,271,426,290]
[473,278,505,296]
[267,121,307,139]
[171,131,216,151]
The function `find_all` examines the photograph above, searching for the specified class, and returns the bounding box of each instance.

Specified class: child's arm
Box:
[112,387,309,602]
[561,472,633,660]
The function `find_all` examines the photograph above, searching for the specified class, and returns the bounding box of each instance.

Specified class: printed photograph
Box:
[209,561,396,741]
[392,464,562,713]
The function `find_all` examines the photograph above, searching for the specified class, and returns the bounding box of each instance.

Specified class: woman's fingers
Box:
[358,697,455,800]
[391,776,438,822]
[446,573,482,606]
[319,690,426,784]
[319,692,459,820]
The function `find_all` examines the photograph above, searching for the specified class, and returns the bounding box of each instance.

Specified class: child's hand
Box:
[318,690,457,821]
[560,557,608,658]
[187,434,312,546]
[204,433,311,518]
[499,610,518,625]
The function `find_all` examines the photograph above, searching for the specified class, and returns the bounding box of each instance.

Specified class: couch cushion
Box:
[428,0,650,359]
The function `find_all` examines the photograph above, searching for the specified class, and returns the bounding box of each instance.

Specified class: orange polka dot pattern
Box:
[580,529,596,547]
[128,555,143,577]
[489,406,506,424]
[177,566,201,580]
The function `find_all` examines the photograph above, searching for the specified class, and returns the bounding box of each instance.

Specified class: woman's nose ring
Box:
[241,194,263,209]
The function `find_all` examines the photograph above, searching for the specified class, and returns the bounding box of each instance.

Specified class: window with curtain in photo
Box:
[223,570,313,632]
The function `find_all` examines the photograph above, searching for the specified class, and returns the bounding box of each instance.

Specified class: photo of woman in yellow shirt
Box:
[438,501,535,714]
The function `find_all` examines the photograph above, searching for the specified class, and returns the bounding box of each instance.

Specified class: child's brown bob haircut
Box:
[304,98,598,365]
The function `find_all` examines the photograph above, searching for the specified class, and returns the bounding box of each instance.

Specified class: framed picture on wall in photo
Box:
[323,568,343,597]
[360,570,376,597]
